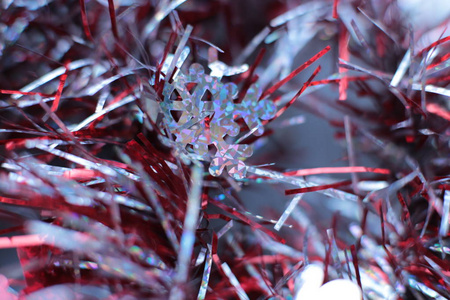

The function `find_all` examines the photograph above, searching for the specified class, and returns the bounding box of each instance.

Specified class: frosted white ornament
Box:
[294,264,324,300]
[316,279,362,300]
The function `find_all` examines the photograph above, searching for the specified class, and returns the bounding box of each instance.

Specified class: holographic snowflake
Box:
[161,63,276,179]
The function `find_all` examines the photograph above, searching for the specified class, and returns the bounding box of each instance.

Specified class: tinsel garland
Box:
[0,0,449,299]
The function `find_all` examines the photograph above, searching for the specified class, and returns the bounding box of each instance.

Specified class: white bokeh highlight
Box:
[294,264,362,300]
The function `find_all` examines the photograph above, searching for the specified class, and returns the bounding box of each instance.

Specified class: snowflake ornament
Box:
[160,62,276,179]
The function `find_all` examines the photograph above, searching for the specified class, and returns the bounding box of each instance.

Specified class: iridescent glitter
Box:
[161,61,276,179]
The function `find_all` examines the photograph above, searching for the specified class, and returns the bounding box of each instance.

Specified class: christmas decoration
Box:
[0,0,449,299]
